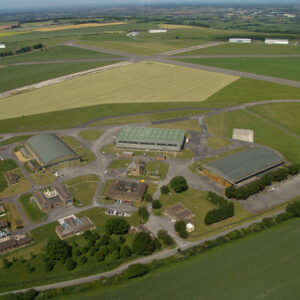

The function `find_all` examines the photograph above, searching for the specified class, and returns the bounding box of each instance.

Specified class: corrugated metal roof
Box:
[26,134,77,166]
[117,126,185,144]
[203,147,284,184]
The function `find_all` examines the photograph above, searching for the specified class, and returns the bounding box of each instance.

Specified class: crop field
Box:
[205,109,300,163]
[0,45,118,64]
[35,22,126,32]
[249,103,300,136]
[179,42,300,55]
[74,218,300,300]
[0,61,238,121]
[0,60,117,93]
[176,57,300,81]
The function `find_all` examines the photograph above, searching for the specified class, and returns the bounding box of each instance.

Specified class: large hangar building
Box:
[201,147,284,187]
[116,126,185,152]
[25,133,80,168]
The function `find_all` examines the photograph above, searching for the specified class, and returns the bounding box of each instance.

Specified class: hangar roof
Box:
[26,134,78,166]
[202,147,284,184]
[117,126,185,144]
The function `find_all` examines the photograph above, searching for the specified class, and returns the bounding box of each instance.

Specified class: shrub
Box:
[46,239,72,261]
[79,255,88,265]
[65,258,77,270]
[120,245,132,257]
[275,212,294,223]
[124,263,149,279]
[160,185,169,194]
[138,207,149,222]
[286,200,300,217]
[174,220,186,233]
[157,230,175,246]
[152,200,161,209]
[132,232,156,255]
[2,258,12,269]
[204,202,234,225]
[144,193,153,202]
[262,217,276,227]
[288,164,300,175]
[170,176,188,193]
[105,218,130,235]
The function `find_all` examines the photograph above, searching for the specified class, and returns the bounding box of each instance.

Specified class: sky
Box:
[0,0,299,11]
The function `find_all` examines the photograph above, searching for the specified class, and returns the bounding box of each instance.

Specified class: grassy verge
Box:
[207,136,231,149]
[0,135,32,146]
[30,171,56,186]
[18,193,46,223]
[109,159,131,169]
[79,129,103,141]
[63,174,99,207]
[150,119,201,132]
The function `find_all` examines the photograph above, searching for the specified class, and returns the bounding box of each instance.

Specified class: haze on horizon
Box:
[0,0,299,11]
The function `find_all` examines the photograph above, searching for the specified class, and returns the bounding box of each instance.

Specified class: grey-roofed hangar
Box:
[25,133,80,168]
[116,126,186,152]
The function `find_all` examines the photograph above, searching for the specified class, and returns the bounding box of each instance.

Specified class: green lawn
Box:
[109,159,131,169]
[79,129,103,140]
[0,61,238,121]
[205,109,300,163]
[179,42,300,55]
[0,45,118,64]
[0,61,119,94]
[30,171,56,186]
[63,174,99,207]
[0,135,32,146]
[74,218,300,300]
[207,137,231,149]
[249,102,300,136]
[18,193,46,223]
[150,119,201,132]
[176,57,300,82]
[206,78,300,108]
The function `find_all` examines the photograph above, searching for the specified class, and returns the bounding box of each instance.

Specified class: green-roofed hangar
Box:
[201,147,284,187]
[25,134,80,168]
[116,126,186,152]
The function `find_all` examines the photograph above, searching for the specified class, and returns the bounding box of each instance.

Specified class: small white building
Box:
[127,31,139,37]
[186,223,195,233]
[148,29,167,34]
[0,43,5,49]
[229,38,252,43]
[265,39,289,45]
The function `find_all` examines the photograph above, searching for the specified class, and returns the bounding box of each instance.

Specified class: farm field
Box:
[150,119,202,132]
[176,57,300,81]
[0,45,118,64]
[73,218,300,300]
[207,136,231,149]
[205,109,300,163]
[249,103,300,136]
[178,42,300,55]
[0,60,118,93]
[0,61,238,121]
[79,129,103,140]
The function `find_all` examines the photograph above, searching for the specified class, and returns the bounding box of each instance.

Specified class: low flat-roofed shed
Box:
[116,126,185,152]
[202,147,284,186]
[25,133,79,167]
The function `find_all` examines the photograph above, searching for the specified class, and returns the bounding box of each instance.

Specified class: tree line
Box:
[0,43,44,58]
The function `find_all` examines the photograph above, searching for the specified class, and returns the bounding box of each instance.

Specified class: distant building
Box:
[4,171,20,186]
[148,29,167,33]
[0,200,5,217]
[128,159,146,176]
[107,180,147,202]
[229,38,252,43]
[201,146,284,187]
[120,151,134,159]
[0,235,32,254]
[265,39,289,45]
[56,215,94,239]
[0,220,8,230]
[25,134,80,168]
[32,184,73,212]
[165,203,195,225]
[116,126,186,152]
[0,43,5,49]
[127,31,139,37]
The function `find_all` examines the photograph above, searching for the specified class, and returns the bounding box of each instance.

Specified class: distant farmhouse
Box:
[265,39,289,45]
[25,133,80,168]
[116,126,186,152]
[56,215,94,240]
[32,184,73,212]
[148,29,167,33]
[229,38,252,43]
[4,171,20,186]
[201,147,284,187]
[107,180,147,202]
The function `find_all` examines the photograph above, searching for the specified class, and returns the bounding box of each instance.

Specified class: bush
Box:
[138,207,149,222]
[152,200,161,209]
[78,255,87,265]
[174,220,186,233]
[160,185,169,194]
[286,200,300,217]
[120,245,132,257]
[178,230,188,239]
[2,258,12,269]
[157,230,174,246]
[204,203,234,225]
[275,212,294,223]
[105,218,130,235]
[65,258,77,270]
[132,232,156,255]
[262,217,276,227]
[288,164,300,175]
[124,263,149,279]
[170,176,188,193]
[144,193,153,202]
[46,239,72,261]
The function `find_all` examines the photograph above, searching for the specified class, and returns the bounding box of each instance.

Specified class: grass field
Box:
[0,61,238,121]
[30,171,56,186]
[207,137,231,149]
[3,202,24,230]
[150,119,201,132]
[74,218,300,300]
[205,109,300,163]
[18,193,46,223]
[179,42,300,55]
[79,129,103,140]
[109,159,131,169]
[157,188,251,240]
[0,45,118,64]
[176,57,300,81]
[249,103,300,136]
[63,174,99,207]
[0,135,32,146]
[0,60,118,94]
